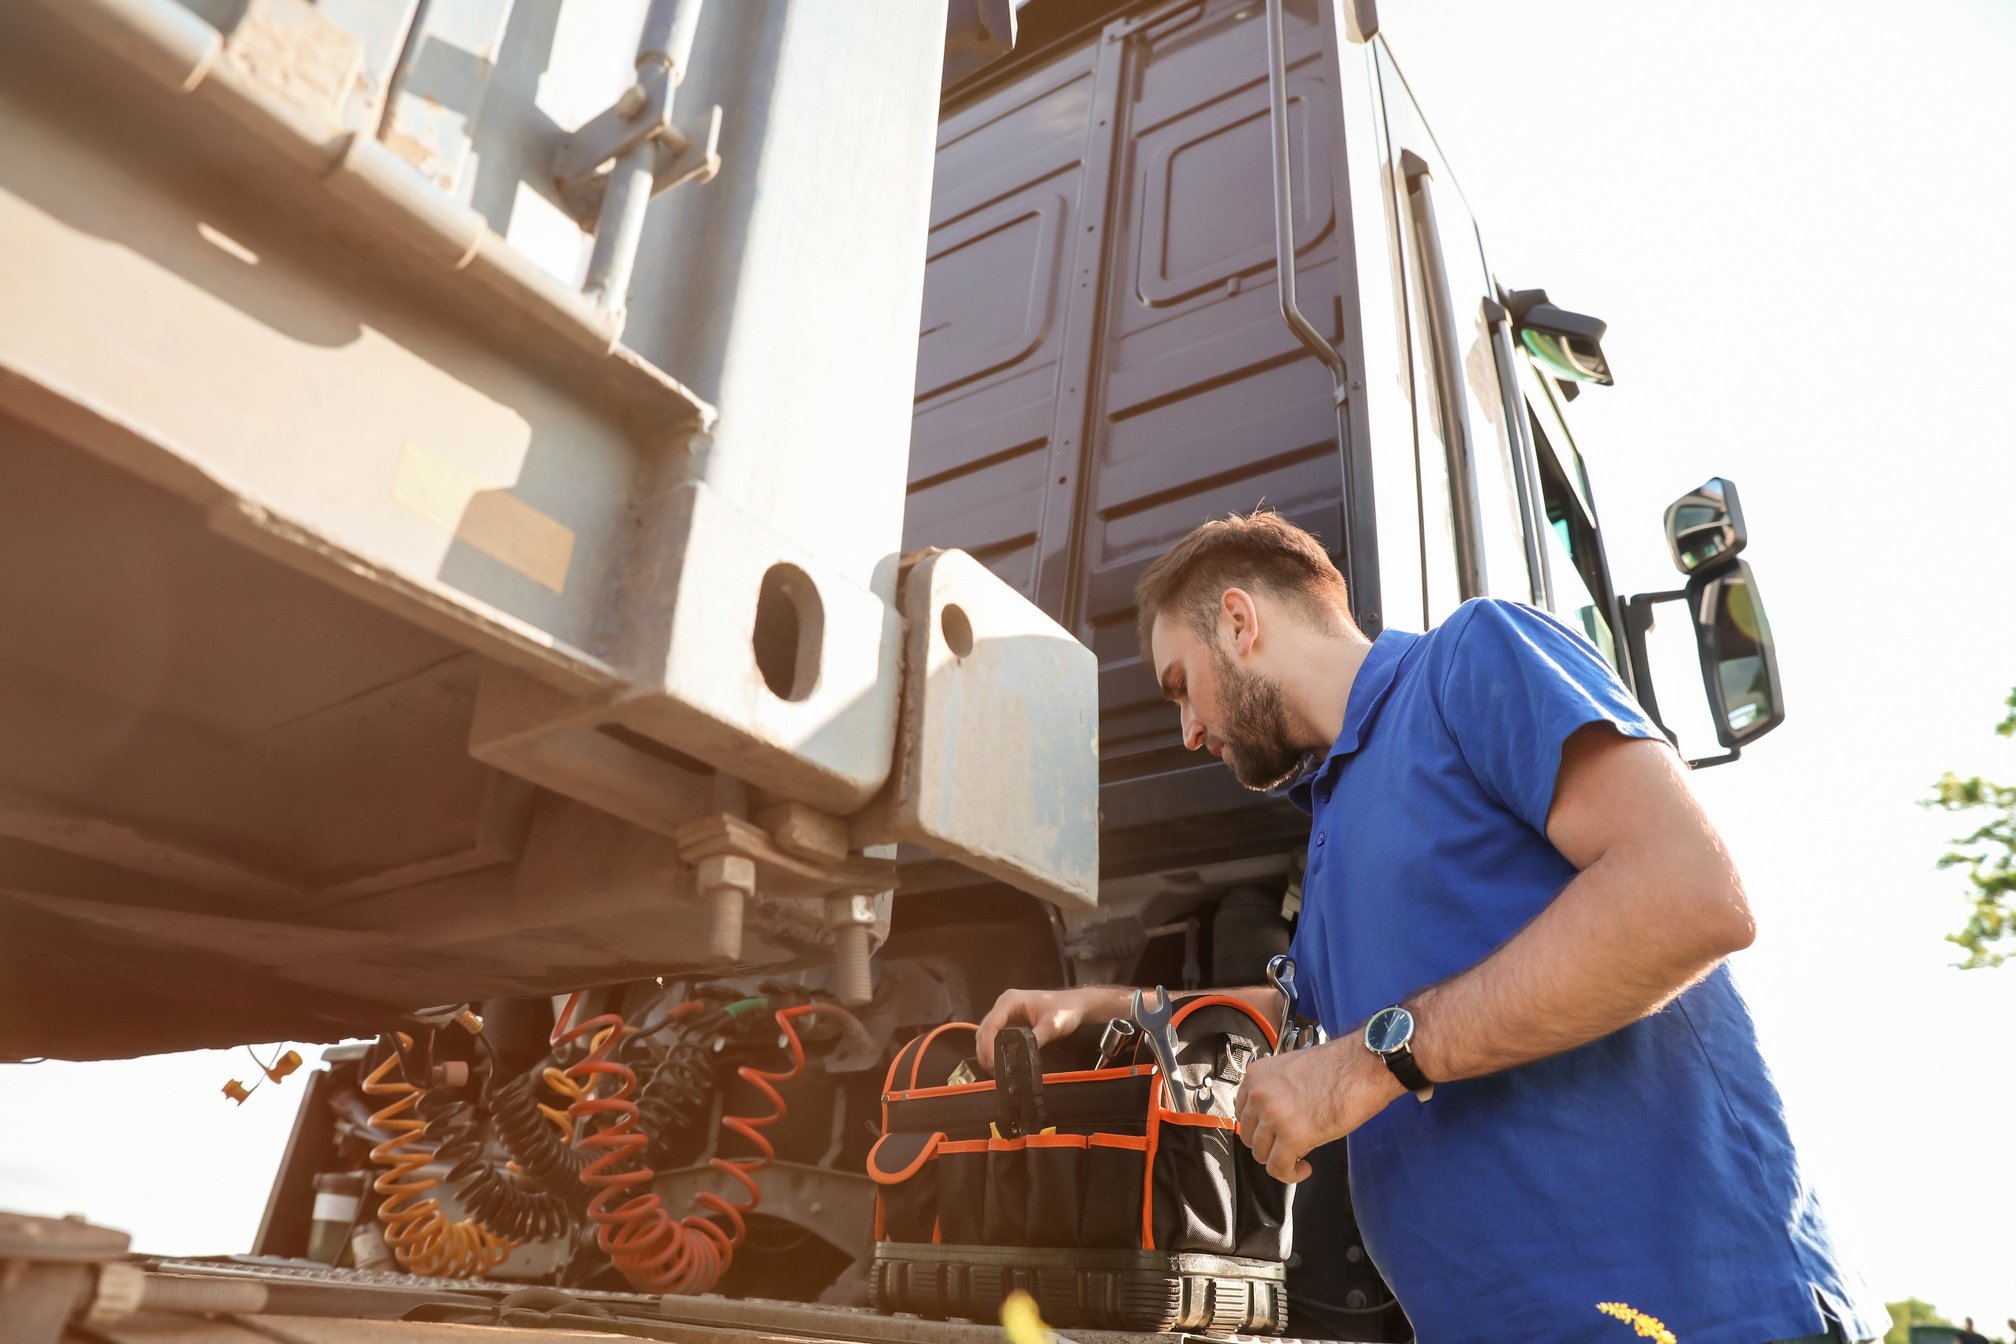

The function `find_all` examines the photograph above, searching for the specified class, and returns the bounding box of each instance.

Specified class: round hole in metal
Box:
[940,604,974,659]
[753,563,823,702]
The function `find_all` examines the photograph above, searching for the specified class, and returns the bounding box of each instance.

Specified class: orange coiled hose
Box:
[538,1063,590,1140]
[553,995,848,1294]
[361,1037,518,1278]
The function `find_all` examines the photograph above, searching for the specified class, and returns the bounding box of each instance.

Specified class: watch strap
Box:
[1380,1043,1432,1093]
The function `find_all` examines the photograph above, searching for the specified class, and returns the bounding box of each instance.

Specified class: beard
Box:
[1209,644,1304,792]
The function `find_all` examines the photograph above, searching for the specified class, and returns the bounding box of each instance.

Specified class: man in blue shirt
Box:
[978,511,1882,1344]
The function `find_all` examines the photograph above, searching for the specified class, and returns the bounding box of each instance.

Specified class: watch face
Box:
[1364,1006,1414,1055]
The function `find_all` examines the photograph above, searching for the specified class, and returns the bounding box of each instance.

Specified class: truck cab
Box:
[904,0,1782,973]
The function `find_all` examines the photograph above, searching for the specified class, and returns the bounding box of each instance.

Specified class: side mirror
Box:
[1505,287,1614,386]
[1664,477,1748,576]
[1690,560,1784,749]
[1624,478,1785,767]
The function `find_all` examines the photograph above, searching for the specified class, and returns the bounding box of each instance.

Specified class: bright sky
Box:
[3,0,2014,1334]
[1377,0,2016,1327]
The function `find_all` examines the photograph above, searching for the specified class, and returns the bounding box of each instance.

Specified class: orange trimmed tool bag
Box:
[864,995,1292,1334]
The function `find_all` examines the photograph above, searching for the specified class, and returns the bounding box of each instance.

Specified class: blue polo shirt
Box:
[1285,599,1882,1344]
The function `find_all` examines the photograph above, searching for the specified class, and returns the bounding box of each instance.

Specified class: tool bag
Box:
[864,995,1292,1334]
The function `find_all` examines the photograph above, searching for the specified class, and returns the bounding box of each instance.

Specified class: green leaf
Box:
[1926,687,2016,969]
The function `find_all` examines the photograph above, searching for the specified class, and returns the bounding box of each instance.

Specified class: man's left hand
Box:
[1233,1036,1406,1183]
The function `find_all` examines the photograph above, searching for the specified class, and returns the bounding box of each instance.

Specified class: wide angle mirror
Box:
[1505,287,1615,386]
[1664,477,1749,576]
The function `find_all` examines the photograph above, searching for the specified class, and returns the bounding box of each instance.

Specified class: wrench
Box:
[1130,985,1192,1112]
[1093,1017,1137,1070]
[1265,954,1298,1052]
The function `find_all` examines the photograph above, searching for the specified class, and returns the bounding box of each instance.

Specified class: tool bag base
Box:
[867,999,1292,1335]
[870,1242,1288,1335]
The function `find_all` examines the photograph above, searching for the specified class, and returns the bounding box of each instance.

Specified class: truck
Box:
[0,0,1786,1340]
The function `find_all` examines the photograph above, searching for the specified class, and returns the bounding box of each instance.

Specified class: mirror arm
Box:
[1624,587,1746,771]
[1622,589,1687,745]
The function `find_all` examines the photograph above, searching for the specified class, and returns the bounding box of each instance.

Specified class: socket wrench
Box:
[1094,1017,1137,1069]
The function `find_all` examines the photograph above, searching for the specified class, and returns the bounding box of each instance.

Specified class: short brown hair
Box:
[1134,509,1352,666]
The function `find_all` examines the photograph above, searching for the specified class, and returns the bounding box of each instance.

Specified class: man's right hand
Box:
[975,985,1132,1074]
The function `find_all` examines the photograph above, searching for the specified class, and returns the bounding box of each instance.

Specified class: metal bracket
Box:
[1625,587,1743,769]
[675,813,897,906]
[554,63,723,228]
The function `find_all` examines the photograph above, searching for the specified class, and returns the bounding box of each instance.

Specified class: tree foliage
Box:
[1925,687,2016,969]
[1886,1297,1952,1344]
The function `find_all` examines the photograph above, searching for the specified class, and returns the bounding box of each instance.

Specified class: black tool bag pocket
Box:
[980,1135,1030,1245]
[936,1138,991,1245]
[1079,1133,1148,1249]
[1023,1133,1088,1247]
[1150,1113,1241,1255]
[1231,1136,1294,1260]
[867,1130,943,1243]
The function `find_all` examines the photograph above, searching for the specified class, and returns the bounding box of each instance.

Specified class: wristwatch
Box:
[1363,1005,1433,1098]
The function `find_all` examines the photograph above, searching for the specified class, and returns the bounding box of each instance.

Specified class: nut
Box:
[826,892,878,927]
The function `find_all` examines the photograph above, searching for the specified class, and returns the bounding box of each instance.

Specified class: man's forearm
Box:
[1406,842,1752,1085]
[976,981,1288,1072]
[1210,982,1286,1029]
[1083,983,1285,1030]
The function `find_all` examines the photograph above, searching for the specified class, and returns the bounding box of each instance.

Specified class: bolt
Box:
[825,892,879,1006]
[698,855,756,963]
[707,884,745,962]
[833,923,872,1006]
[453,1009,484,1036]
[808,1201,824,1215]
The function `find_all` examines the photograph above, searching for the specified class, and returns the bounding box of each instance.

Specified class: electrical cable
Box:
[434,1055,580,1244]
[493,1066,590,1198]
[633,1033,720,1167]
[551,991,858,1294]
[626,996,712,1044]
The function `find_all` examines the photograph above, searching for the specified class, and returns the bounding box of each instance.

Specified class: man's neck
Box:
[1283,626,1375,754]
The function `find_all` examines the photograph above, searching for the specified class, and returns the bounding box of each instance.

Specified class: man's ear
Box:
[1220,588,1261,658]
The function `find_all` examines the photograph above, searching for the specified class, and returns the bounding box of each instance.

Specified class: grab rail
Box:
[1264,0,1347,396]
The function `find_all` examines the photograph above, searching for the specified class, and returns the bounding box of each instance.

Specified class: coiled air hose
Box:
[436,1073,580,1245]
[360,1037,518,1278]
[491,1066,590,1197]
[552,992,856,1294]
[634,1031,718,1166]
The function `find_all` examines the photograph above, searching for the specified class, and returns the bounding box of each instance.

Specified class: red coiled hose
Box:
[552,993,847,1294]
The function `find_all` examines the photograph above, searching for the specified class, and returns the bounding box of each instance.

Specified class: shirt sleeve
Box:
[1432,599,1665,836]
